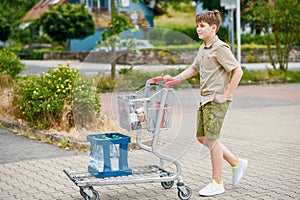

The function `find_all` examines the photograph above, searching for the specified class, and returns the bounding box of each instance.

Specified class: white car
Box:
[94,39,154,52]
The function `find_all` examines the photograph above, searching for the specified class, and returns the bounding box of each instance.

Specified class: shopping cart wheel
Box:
[80,187,94,196]
[177,186,192,200]
[80,187,99,200]
[161,181,174,189]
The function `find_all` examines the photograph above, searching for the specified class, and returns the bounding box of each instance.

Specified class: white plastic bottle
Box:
[95,145,104,172]
[89,142,97,169]
[110,144,119,171]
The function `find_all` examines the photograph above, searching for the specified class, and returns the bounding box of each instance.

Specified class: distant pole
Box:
[230,9,234,54]
[221,0,236,55]
[236,0,241,63]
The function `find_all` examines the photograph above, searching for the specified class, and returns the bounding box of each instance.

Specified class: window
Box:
[121,0,130,7]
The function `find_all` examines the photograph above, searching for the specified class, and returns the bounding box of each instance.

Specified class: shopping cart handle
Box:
[146,77,164,85]
[163,79,181,88]
[146,77,181,88]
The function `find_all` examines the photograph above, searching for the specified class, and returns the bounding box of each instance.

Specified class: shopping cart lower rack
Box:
[63,77,192,200]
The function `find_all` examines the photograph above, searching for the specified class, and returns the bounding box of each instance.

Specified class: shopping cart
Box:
[63,77,192,200]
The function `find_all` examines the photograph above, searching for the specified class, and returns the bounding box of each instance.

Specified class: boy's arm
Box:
[165,66,198,81]
[215,66,243,103]
[225,66,243,99]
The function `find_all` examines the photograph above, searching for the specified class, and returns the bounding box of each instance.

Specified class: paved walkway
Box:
[1,84,300,199]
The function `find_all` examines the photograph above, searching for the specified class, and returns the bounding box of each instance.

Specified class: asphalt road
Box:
[20,60,300,77]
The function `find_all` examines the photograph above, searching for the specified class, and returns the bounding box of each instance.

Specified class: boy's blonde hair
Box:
[196,10,222,32]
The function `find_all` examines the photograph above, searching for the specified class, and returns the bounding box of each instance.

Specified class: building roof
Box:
[22,0,68,21]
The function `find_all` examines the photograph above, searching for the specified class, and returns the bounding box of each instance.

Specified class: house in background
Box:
[22,0,164,52]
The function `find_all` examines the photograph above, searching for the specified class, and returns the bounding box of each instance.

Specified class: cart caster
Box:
[177,183,192,200]
[161,181,174,189]
[79,187,99,200]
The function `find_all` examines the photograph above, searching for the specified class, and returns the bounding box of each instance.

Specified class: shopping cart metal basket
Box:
[117,81,173,132]
[63,77,192,200]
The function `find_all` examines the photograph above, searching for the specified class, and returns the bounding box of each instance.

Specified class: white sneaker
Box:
[199,179,225,196]
[232,158,248,186]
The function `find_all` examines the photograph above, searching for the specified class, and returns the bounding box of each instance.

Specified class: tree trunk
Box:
[264,29,276,70]
[111,44,116,79]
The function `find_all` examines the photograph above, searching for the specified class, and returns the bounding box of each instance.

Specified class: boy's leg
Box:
[197,136,238,167]
[204,101,238,167]
[205,139,223,184]
[197,137,225,196]
[220,142,238,167]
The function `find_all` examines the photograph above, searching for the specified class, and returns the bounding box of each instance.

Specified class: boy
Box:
[165,10,248,196]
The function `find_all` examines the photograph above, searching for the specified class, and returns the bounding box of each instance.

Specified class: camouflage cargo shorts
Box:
[196,101,230,139]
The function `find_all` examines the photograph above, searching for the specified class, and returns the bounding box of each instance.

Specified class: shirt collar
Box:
[204,35,218,49]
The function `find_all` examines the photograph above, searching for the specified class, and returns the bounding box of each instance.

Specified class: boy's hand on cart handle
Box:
[163,75,172,81]
[146,75,175,84]
[164,79,181,88]
[146,77,164,84]
[146,76,180,87]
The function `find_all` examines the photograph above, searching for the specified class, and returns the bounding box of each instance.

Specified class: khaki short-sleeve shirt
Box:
[192,36,240,105]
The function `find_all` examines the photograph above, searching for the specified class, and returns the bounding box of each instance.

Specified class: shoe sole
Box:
[199,188,225,197]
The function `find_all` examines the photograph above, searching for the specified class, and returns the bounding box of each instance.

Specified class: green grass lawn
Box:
[154,3,196,27]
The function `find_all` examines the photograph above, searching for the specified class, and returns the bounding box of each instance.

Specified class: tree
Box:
[0,17,11,42]
[40,4,95,49]
[0,0,39,42]
[101,0,135,79]
[248,0,300,71]
[0,49,25,78]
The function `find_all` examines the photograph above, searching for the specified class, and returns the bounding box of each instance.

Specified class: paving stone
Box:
[1,84,300,199]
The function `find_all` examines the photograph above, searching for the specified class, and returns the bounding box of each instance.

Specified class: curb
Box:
[0,117,142,152]
[0,117,89,151]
